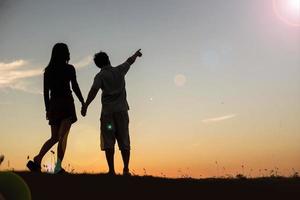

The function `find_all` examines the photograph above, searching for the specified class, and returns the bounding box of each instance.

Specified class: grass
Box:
[1,155,300,199]
[1,171,298,200]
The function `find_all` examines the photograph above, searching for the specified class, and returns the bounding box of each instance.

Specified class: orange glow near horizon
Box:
[1,120,300,178]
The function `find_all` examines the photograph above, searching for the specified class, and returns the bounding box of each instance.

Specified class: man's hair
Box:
[94,51,110,68]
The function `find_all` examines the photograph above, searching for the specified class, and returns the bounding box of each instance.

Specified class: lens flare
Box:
[107,124,113,130]
[174,74,187,87]
[273,0,300,27]
[288,0,300,10]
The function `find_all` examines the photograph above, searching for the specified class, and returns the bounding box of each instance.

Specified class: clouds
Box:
[0,60,28,70]
[202,114,237,123]
[0,59,42,93]
[0,56,92,94]
[74,55,93,69]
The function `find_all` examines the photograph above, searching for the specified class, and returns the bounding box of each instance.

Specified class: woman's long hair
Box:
[45,43,70,72]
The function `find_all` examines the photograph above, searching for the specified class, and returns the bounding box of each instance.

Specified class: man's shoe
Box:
[105,171,116,176]
[123,169,131,176]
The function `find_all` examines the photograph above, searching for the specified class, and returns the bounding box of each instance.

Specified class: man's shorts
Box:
[100,111,130,151]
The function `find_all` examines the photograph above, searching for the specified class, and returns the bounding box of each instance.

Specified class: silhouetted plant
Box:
[226,174,234,179]
[43,164,49,172]
[264,169,268,177]
[0,154,4,166]
[131,169,136,176]
[248,168,253,178]
[177,169,182,178]
[215,161,219,177]
[269,169,275,177]
[259,169,262,177]
[292,172,299,178]
[291,168,299,178]
[236,173,247,179]
[274,167,279,177]
[160,172,166,178]
[143,168,147,176]
[222,166,226,175]
[177,168,191,178]
[182,174,192,179]
[50,150,55,172]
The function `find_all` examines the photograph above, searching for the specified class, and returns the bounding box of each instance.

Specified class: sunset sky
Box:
[0,0,299,178]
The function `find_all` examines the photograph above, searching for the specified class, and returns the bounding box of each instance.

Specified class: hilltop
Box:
[2,171,300,200]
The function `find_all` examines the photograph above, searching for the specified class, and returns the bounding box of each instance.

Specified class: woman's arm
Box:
[81,87,99,117]
[81,73,102,117]
[43,73,50,118]
[71,67,84,104]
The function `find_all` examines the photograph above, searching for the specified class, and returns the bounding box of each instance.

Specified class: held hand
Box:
[135,49,142,57]
[81,104,87,117]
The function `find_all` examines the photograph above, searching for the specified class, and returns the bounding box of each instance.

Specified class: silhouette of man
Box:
[81,49,142,175]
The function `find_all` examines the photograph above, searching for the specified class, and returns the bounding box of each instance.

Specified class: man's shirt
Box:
[92,62,131,114]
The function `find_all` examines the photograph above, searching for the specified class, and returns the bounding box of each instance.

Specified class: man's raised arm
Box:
[126,49,142,65]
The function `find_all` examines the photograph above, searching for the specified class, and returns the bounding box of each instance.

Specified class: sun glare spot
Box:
[288,0,300,11]
[273,0,300,27]
[174,74,187,87]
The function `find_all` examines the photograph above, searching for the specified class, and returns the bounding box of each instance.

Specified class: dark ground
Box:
[7,172,300,200]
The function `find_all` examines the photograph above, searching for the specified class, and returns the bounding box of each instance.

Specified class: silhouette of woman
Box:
[27,43,84,173]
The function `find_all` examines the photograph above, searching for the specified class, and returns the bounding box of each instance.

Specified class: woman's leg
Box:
[55,118,72,172]
[33,125,59,166]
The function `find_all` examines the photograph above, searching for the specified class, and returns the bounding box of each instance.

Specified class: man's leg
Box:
[101,114,116,175]
[116,111,131,175]
[105,148,115,175]
[121,149,130,174]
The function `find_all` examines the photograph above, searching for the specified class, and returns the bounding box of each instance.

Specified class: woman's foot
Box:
[54,159,63,174]
[54,161,67,174]
[26,160,41,172]
[55,168,67,174]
